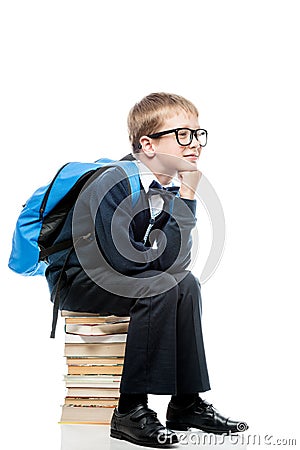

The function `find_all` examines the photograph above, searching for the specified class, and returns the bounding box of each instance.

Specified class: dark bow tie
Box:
[148,180,180,194]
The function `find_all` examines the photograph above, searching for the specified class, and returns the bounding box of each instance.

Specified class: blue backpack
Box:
[8,158,141,338]
[8,158,140,277]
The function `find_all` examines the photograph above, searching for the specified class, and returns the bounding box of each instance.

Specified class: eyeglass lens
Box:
[177,129,207,146]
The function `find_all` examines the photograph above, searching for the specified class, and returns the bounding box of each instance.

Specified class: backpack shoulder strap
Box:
[94,158,140,207]
[113,160,141,207]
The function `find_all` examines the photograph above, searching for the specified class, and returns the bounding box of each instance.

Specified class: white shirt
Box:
[133,157,178,246]
[133,157,177,217]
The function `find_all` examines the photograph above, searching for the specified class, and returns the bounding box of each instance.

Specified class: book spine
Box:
[61,312,127,424]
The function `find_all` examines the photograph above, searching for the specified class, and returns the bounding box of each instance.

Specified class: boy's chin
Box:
[158,154,199,173]
[177,159,199,172]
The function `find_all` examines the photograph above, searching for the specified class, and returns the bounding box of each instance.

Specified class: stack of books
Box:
[60,311,129,425]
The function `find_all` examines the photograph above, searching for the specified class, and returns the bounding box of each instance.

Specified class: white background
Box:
[1,1,299,449]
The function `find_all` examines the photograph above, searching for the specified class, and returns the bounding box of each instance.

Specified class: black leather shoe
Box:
[110,403,179,448]
[166,398,248,435]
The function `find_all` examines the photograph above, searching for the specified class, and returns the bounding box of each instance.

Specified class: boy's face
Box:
[140,111,203,176]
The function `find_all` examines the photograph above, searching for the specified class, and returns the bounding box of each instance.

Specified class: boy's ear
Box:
[139,136,156,158]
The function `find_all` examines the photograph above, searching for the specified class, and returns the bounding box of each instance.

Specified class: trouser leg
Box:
[120,270,210,394]
[120,271,178,394]
[60,268,210,395]
[173,271,210,394]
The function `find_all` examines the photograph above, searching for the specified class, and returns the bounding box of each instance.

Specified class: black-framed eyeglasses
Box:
[147,128,208,147]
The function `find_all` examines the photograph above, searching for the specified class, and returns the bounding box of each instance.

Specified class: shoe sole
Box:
[110,428,178,448]
[166,420,243,435]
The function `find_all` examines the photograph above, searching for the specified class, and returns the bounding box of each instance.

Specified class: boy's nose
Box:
[190,133,201,149]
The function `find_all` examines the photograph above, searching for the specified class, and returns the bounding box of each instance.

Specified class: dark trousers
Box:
[61,269,210,395]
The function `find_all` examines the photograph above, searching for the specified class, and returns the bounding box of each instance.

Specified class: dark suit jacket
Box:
[46,154,197,311]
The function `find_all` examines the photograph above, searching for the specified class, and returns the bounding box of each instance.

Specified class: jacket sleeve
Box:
[156,195,197,273]
[91,168,197,275]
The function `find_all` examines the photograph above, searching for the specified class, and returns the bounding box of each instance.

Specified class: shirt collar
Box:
[132,155,178,193]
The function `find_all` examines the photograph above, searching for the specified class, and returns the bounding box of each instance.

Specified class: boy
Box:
[46,93,248,447]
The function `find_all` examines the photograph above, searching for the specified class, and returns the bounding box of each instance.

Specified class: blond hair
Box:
[127,92,199,151]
